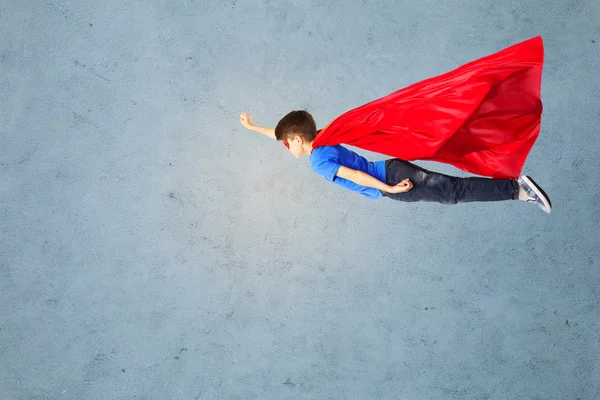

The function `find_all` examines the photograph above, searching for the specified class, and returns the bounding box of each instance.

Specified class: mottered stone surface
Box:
[1,1,599,399]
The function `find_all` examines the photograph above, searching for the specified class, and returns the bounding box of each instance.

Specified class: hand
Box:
[387,178,413,194]
[240,112,253,129]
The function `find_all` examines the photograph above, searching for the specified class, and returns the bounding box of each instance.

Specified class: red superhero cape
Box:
[286,36,544,179]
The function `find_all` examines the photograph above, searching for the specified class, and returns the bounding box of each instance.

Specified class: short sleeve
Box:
[311,158,341,182]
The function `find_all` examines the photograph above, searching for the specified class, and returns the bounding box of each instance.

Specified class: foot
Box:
[518,176,552,214]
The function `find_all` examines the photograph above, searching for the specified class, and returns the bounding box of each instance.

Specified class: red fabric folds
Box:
[304,36,544,178]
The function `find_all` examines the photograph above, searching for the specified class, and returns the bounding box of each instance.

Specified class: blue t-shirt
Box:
[309,145,387,199]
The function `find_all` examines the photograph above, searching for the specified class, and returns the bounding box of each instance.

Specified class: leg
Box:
[382,159,519,204]
[450,176,519,203]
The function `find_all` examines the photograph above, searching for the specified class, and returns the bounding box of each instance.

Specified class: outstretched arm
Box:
[240,112,276,140]
[335,165,412,194]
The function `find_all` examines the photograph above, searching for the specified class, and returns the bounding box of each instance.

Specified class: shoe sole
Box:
[522,175,552,214]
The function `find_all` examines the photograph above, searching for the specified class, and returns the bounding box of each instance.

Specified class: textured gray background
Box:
[1,0,599,399]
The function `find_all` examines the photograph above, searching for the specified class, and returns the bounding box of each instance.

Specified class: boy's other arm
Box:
[335,166,412,194]
[240,112,276,140]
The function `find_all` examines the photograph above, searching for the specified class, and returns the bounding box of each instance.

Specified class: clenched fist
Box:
[387,178,413,194]
[240,112,253,129]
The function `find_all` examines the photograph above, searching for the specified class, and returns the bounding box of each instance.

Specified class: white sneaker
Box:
[518,176,552,214]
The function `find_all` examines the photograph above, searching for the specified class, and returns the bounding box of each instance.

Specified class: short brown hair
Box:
[275,110,317,142]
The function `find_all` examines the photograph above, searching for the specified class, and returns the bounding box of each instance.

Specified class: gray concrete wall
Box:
[1,0,599,399]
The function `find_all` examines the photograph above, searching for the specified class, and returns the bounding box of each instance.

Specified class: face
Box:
[286,135,305,158]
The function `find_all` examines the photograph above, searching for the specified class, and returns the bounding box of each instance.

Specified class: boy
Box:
[240,110,552,213]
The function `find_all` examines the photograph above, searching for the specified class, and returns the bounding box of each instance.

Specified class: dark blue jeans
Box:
[381,159,519,204]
